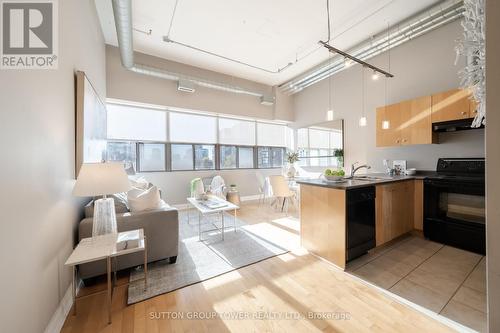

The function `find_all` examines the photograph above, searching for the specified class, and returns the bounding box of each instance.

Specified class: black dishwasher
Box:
[346,186,376,261]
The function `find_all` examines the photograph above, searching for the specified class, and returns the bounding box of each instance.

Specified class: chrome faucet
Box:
[350,162,371,177]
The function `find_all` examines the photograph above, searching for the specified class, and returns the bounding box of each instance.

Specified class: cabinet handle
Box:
[402,138,408,143]
[396,138,400,144]
[461,111,467,116]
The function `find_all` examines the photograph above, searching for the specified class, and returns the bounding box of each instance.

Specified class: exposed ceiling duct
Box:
[111,0,269,102]
[280,0,465,95]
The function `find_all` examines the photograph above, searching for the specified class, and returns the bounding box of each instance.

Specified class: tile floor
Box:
[347,236,487,332]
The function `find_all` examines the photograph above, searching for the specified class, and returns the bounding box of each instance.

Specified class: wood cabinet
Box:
[375,180,414,246]
[376,88,478,147]
[376,95,436,147]
[414,179,424,231]
[431,88,474,123]
[300,184,347,269]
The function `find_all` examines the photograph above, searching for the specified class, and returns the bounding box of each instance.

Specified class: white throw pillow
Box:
[127,186,162,213]
[129,176,150,190]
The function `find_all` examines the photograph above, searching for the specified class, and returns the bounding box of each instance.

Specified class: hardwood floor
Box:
[62,202,455,333]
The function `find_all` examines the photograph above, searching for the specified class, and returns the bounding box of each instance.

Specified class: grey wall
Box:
[293,20,485,173]
[0,1,106,332]
[106,46,293,121]
[486,0,500,331]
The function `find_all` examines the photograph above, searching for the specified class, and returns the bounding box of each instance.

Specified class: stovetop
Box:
[426,158,485,183]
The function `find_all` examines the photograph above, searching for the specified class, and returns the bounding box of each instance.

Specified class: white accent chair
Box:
[268,175,296,213]
[210,175,227,200]
[255,171,267,204]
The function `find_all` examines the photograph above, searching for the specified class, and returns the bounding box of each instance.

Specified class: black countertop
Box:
[296,172,436,190]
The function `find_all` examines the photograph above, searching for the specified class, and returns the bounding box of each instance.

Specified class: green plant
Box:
[286,151,300,164]
[333,149,344,158]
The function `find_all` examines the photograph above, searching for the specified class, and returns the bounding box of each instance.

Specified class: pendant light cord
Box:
[326,0,331,43]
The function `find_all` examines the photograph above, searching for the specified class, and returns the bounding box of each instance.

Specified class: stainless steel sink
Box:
[351,176,393,181]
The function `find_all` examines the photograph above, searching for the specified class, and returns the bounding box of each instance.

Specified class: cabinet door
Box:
[391,181,414,239]
[401,95,435,145]
[376,103,402,147]
[431,89,471,123]
[375,181,415,246]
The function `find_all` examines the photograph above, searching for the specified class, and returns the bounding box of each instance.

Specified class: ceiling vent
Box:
[177,79,195,93]
[260,94,275,106]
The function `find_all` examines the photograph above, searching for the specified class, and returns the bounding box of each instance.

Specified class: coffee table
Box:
[65,229,147,324]
[187,196,239,241]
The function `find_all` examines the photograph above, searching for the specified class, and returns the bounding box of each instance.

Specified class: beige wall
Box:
[0,1,106,332]
[106,46,293,121]
[293,20,485,172]
[486,0,500,331]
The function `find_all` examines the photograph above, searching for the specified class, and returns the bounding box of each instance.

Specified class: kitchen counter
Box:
[296,172,434,190]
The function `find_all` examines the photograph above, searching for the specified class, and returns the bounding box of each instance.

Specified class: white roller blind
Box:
[330,130,343,149]
[107,104,167,141]
[218,118,255,145]
[257,122,287,147]
[309,128,330,149]
[297,128,309,148]
[169,112,217,143]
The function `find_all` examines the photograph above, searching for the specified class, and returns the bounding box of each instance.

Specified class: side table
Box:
[64,229,147,324]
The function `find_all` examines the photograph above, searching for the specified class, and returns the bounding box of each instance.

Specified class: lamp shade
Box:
[73,162,131,197]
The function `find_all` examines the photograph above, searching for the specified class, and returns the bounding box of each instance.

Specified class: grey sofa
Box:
[78,200,179,279]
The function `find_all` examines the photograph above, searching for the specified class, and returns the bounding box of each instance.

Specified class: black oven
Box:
[423,158,485,254]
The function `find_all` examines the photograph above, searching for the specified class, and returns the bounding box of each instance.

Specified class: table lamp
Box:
[73,162,131,237]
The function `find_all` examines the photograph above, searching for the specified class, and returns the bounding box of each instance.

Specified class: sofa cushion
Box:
[127,186,162,213]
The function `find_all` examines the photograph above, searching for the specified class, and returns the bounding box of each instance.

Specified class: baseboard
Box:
[44,279,83,333]
[174,194,261,210]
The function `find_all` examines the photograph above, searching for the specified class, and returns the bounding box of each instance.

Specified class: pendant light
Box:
[326,53,334,120]
[359,66,367,127]
[326,0,334,121]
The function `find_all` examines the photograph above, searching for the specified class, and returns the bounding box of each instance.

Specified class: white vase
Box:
[287,164,296,177]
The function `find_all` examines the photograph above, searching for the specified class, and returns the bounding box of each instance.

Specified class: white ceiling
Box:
[95,0,442,86]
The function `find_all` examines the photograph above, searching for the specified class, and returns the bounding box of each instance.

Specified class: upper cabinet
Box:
[376,88,476,147]
[376,95,436,147]
[431,88,475,123]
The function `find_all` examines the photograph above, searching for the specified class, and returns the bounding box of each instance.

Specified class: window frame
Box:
[137,142,168,173]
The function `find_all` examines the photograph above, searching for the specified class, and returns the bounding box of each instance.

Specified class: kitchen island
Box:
[297,175,425,269]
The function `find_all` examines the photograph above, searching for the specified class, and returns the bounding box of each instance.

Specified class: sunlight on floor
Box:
[202,270,243,290]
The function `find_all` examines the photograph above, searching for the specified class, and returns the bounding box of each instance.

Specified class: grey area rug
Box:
[127,210,298,304]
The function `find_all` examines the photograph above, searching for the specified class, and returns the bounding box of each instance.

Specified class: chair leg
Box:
[281,197,286,212]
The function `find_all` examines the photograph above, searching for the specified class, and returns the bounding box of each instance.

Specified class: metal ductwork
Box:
[111,0,267,101]
[279,0,465,95]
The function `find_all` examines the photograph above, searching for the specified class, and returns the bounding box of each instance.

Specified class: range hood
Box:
[432,118,484,132]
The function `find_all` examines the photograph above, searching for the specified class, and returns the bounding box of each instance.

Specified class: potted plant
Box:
[333,148,344,167]
[286,151,300,177]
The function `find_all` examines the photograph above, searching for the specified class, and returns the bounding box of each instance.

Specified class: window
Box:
[139,143,166,172]
[169,112,217,143]
[238,147,254,168]
[171,144,194,170]
[107,142,136,168]
[107,104,166,141]
[258,147,285,168]
[218,118,255,145]
[257,122,287,147]
[194,145,215,170]
[105,103,289,173]
[220,146,237,169]
[298,127,343,167]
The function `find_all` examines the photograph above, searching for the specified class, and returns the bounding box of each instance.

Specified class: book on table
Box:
[198,198,228,209]
[116,230,140,251]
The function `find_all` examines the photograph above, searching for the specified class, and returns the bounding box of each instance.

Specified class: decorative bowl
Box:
[324,175,344,181]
